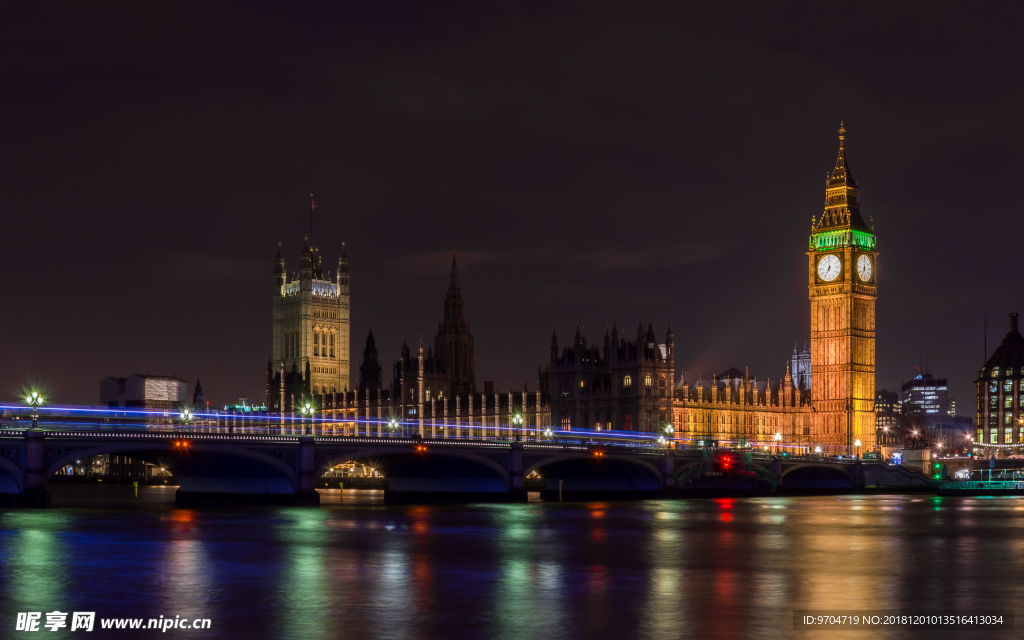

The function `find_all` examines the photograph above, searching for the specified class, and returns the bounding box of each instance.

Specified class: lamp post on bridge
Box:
[25,391,44,429]
[388,417,399,438]
[774,431,782,455]
[512,413,523,442]
[179,408,193,433]
[854,439,862,459]
[301,402,314,436]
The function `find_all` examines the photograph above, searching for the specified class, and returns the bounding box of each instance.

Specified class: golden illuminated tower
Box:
[807,123,877,454]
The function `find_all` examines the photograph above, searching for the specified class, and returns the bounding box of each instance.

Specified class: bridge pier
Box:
[19,430,50,508]
[508,441,526,502]
[661,449,676,496]
[295,436,320,506]
[853,458,865,489]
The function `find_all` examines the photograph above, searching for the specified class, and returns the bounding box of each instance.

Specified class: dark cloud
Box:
[1,0,1021,409]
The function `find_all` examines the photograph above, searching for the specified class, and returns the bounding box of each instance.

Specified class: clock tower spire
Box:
[808,123,878,455]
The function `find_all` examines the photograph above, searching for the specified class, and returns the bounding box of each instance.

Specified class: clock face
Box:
[817,254,841,282]
[857,254,872,282]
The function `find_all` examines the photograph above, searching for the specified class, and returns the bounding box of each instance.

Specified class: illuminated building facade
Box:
[672,366,811,450]
[548,323,674,433]
[806,123,878,453]
[900,374,951,416]
[975,313,1024,448]
[665,125,877,454]
[99,375,187,409]
[266,240,350,412]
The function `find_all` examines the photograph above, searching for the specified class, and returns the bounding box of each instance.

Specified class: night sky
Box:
[2,2,1020,411]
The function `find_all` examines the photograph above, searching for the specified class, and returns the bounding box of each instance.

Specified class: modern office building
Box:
[975,313,1024,447]
[900,374,950,416]
[99,375,188,409]
[876,389,899,428]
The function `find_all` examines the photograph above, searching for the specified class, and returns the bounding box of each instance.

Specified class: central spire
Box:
[449,252,459,293]
[810,122,875,249]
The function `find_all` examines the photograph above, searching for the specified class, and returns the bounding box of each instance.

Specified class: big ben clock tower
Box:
[808,123,877,455]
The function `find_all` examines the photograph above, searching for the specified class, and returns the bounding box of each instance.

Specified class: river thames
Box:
[1,488,1020,639]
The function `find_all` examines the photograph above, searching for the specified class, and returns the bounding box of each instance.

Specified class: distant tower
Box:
[807,123,877,454]
[434,254,476,395]
[270,238,351,410]
[791,342,812,390]
[192,379,205,409]
[358,329,382,393]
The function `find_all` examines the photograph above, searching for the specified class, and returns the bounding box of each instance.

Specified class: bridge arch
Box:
[44,442,301,492]
[524,451,664,494]
[317,446,511,492]
[779,463,853,489]
[0,456,23,493]
[524,452,662,481]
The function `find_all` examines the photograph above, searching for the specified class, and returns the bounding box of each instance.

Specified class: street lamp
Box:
[774,431,782,454]
[512,413,523,441]
[854,438,862,459]
[300,402,314,435]
[387,417,399,438]
[815,446,822,457]
[179,408,193,432]
[25,391,44,428]
[543,427,553,440]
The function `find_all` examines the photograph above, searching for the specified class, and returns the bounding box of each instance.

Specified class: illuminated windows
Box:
[313,331,320,357]
[1007,428,1013,443]
[329,332,335,358]
[991,429,998,444]
[1006,413,1013,425]
[623,374,632,388]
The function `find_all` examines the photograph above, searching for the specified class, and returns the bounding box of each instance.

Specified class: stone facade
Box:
[549,323,674,433]
[806,123,878,453]
[266,240,350,412]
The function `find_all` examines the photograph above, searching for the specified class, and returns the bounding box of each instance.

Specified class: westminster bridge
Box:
[0,427,936,506]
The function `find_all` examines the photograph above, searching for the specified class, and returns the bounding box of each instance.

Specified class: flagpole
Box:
[310,193,314,249]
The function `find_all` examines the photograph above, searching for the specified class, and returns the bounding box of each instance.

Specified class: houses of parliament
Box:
[265,125,877,454]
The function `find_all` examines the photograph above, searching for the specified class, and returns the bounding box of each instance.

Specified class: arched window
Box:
[329,332,335,358]
[623,374,632,388]
[623,412,632,430]
[314,331,320,357]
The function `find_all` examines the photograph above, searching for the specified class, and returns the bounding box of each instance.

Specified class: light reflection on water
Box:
[1,491,1024,639]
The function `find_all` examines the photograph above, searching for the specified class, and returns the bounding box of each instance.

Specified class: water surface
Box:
[1,488,1020,639]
